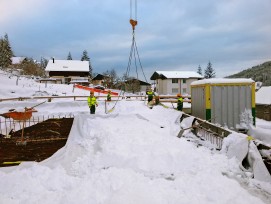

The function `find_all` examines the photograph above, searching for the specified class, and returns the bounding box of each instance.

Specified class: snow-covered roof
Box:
[151,71,203,80]
[45,60,89,72]
[256,86,271,104]
[11,57,26,64]
[191,78,255,86]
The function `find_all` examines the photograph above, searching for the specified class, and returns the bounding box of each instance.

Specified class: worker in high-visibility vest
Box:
[146,88,155,103]
[177,93,183,111]
[107,90,112,101]
[88,91,98,114]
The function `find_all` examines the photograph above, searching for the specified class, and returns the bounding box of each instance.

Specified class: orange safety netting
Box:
[74,85,118,96]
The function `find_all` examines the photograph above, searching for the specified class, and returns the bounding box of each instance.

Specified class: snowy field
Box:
[0,70,271,204]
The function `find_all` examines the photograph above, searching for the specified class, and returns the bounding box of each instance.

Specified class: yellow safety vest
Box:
[107,93,111,100]
[178,97,183,103]
[88,96,97,106]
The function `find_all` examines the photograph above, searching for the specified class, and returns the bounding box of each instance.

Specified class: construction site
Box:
[0,0,271,202]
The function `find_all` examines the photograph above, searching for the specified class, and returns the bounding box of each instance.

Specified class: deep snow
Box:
[0,70,270,204]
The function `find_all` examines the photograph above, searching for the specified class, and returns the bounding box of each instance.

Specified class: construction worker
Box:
[107,90,112,101]
[177,93,183,111]
[88,91,98,114]
[146,88,155,103]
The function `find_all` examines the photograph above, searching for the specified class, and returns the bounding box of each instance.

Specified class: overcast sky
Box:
[1,0,271,79]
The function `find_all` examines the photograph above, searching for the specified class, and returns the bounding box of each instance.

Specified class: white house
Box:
[45,59,90,84]
[150,71,203,95]
[11,57,26,64]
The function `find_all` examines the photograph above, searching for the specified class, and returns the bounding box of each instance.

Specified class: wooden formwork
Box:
[0,118,74,167]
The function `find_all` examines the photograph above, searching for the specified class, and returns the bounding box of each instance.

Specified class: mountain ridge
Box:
[226,61,271,86]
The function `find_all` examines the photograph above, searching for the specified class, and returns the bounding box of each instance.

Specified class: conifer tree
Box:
[81,50,93,78]
[0,33,13,68]
[0,38,4,68]
[204,61,216,78]
[67,52,72,60]
[197,65,202,75]
[81,50,89,61]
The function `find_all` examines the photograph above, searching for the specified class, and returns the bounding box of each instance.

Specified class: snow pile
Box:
[0,71,270,203]
[248,125,271,145]
[222,133,271,184]
[0,105,267,203]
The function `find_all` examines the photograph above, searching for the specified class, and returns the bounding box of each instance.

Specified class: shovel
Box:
[30,100,46,109]
[107,107,115,113]
[177,118,213,138]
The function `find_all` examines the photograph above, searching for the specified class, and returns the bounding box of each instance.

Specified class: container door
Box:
[211,85,252,130]
[191,86,206,120]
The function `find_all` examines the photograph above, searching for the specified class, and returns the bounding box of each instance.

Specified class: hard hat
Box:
[90,91,94,94]
[177,93,181,97]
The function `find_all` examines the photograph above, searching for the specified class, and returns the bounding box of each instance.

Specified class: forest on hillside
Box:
[227,61,271,86]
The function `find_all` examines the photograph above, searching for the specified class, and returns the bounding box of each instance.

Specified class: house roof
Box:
[126,79,151,86]
[150,71,203,80]
[45,60,89,72]
[11,57,26,64]
[256,86,271,105]
[92,74,108,80]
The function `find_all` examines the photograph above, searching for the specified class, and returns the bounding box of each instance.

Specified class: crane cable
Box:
[107,0,148,113]
[127,0,147,82]
[130,0,137,20]
[125,30,148,82]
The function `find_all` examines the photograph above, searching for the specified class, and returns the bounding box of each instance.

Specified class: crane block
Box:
[130,19,138,30]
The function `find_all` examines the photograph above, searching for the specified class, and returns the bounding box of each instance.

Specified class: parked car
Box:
[94,85,105,90]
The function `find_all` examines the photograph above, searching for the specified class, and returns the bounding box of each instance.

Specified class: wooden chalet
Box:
[91,74,110,86]
[45,59,90,84]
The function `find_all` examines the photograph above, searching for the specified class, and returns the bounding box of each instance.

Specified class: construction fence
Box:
[0,114,74,137]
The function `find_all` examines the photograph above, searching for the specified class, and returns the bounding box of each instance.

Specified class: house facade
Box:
[125,79,151,93]
[45,59,90,84]
[150,71,203,95]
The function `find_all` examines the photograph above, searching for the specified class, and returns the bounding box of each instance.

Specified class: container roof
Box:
[191,78,254,86]
[45,60,89,72]
[150,71,203,80]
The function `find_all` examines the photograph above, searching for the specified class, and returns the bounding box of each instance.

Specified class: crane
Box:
[130,0,137,31]
[107,0,148,113]
[126,0,147,82]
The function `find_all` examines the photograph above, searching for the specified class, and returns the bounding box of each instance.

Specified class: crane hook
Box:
[130,19,137,31]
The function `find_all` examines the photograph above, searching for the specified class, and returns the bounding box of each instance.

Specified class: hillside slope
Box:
[227,61,271,85]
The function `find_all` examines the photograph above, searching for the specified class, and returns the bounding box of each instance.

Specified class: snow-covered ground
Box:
[0,70,271,204]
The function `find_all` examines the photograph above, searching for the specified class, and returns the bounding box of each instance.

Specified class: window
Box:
[182,88,187,94]
[183,79,186,83]
[172,88,178,94]
[172,79,178,83]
